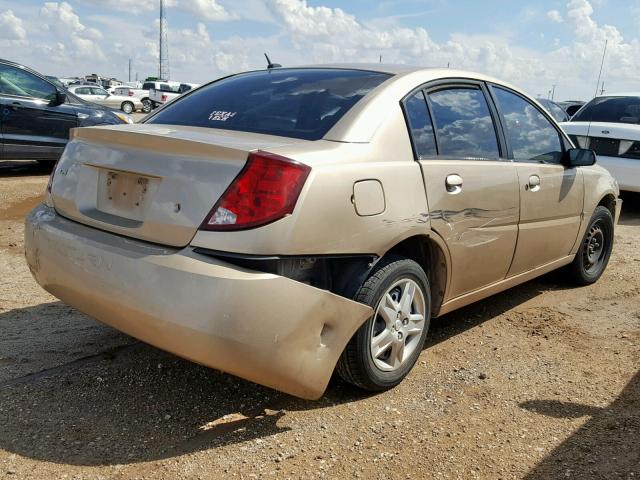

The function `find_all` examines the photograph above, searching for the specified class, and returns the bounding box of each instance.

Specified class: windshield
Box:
[572,96,640,124]
[148,68,391,140]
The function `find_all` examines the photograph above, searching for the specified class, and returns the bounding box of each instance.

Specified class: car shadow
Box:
[0,270,570,467]
[0,160,54,177]
[0,301,377,467]
[521,370,639,479]
[619,191,640,226]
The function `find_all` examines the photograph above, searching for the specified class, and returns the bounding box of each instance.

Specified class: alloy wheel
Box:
[369,279,426,372]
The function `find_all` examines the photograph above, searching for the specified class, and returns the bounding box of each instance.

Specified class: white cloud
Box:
[0,9,26,41]
[181,0,235,21]
[3,0,640,101]
[547,9,563,23]
[38,2,105,62]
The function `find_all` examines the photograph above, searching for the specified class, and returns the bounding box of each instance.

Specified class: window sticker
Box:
[208,111,237,122]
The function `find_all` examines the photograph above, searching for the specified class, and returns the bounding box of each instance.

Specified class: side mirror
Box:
[565,148,596,167]
[51,91,66,106]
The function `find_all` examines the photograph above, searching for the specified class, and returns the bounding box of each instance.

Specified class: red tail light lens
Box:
[200,151,311,231]
[128,90,134,96]
[161,95,168,102]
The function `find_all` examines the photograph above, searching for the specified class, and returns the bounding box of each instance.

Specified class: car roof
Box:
[595,92,640,98]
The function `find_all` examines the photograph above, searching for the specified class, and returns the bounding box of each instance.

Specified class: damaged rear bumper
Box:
[24,205,372,399]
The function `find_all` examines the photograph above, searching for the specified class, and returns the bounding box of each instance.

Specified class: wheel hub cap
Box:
[369,279,426,372]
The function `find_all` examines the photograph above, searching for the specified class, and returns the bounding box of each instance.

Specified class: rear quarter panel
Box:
[190,105,432,256]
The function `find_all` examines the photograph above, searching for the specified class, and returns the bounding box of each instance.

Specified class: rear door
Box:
[490,85,583,275]
[0,63,77,161]
[405,82,520,299]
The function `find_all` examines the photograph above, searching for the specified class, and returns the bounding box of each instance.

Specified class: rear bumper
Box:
[597,156,640,193]
[24,205,372,399]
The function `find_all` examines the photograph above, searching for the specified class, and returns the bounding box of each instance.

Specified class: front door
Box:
[404,83,520,299]
[490,85,584,275]
[0,63,77,161]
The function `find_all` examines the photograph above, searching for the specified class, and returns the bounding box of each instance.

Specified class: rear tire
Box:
[121,102,134,114]
[141,98,152,113]
[336,256,431,392]
[565,206,614,285]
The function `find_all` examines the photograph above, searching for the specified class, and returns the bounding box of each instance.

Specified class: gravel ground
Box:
[0,160,638,480]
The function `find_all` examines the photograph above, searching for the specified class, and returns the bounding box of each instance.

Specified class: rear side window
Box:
[148,69,391,140]
[572,96,640,124]
[403,91,437,157]
[142,82,155,90]
[428,88,500,159]
[493,87,563,163]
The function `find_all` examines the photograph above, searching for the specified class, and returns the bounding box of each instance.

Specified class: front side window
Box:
[0,64,57,101]
[428,87,500,159]
[403,91,437,157]
[493,87,563,163]
[149,69,391,140]
[75,87,90,95]
[572,96,640,124]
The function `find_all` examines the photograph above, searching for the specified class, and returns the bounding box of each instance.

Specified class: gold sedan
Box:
[25,65,620,399]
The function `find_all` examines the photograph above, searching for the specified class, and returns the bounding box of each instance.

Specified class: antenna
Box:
[264,53,281,69]
[587,38,608,141]
[594,39,607,99]
[159,0,170,80]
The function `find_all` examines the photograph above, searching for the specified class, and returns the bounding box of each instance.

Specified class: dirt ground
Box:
[0,160,638,480]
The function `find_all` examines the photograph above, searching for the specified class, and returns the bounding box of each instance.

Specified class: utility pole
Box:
[551,84,556,101]
[159,0,170,80]
[128,58,132,82]
[379,54,382,63]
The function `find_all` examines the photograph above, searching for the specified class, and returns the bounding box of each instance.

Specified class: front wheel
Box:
[121,102,134,114]
[565,206,614,285]
[336,256,431,392]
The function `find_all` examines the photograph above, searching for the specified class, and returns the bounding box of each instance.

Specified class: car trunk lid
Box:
[50,124,304,247]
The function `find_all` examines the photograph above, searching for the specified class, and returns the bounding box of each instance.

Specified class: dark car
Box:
[558,100,585,117]
[536,98,570,122]
[0,59,130,162]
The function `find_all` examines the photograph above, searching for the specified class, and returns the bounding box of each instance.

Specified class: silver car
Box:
[67,85,143,114]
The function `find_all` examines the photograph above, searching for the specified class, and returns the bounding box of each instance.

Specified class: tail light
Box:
[161,94,168,102]
[200,151,311,231]
[128,90,134,96]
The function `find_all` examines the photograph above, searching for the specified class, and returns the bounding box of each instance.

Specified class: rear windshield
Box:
[572,96,640,124]
[147,68,391,140]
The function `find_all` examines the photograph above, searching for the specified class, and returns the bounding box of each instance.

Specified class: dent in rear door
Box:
[404,84,519,300]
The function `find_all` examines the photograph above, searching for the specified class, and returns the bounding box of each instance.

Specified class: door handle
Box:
[527,175,541,192]
[9,101,22,110]
[445,174,463,194]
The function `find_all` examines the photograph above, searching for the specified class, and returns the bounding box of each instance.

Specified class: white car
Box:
[67,85,144,114]
[149,82,200,108]
[112,86,153,113]
[561,93,640,192]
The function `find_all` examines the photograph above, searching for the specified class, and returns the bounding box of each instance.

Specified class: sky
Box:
[0,0,639,101]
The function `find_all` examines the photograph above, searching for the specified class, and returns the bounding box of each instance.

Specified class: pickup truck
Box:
[149,82,200,108]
